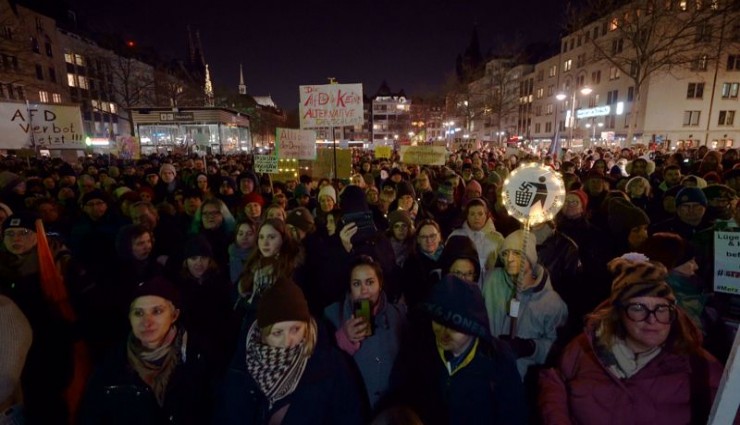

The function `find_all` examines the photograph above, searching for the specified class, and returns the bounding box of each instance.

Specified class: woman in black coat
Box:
[79,276,214,425]
[213,279,365,425]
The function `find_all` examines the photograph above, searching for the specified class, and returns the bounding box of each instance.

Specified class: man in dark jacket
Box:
[392,275,527,425]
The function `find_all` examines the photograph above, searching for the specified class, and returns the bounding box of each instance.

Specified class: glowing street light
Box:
[555,86,592,149]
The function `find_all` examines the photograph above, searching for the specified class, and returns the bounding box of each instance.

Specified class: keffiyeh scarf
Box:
[245,318,317,409]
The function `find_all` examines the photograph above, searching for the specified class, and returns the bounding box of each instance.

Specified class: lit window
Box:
[563,59,573,72]
[722,82,739,98]
[609,67,621,80]
[610,18,619,31]
[110,103,117,113]
[74,54,84,66]
[67,73,76,87]
[52,93,61,103]
[77,75,88,89]
[38,90,49,103]
[64,52,73,63]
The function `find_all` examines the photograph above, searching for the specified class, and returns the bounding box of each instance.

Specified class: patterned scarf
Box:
[127,326,183,406]
[247,263,276,304]
[245,319,316,409]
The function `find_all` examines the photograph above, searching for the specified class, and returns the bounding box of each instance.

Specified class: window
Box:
[593,26,599,39]
[718,110,735,126]
[691,55,709,71]
[610,18,619,31]
[722,82,739,98]
[728,55,740,71]
[537,70,544,82]
[695,24,712,43]
[562,41,568,53]
[577,54,586,68]
[45,41,52,57]
[612,38,624,55]
[535,105,542,116]
[628,86,635,102]
[16,86,24,100]
[38,90,49,103]
[1,26,12,40]
[67,73,76,87]
[679,0,688,10]
[687,82,705,99]
[629,62,638,78]
[546,104,554,115]
[536,88,544,99]
[31,37,40,53]
[545,122,552,132]
[577,35,582,47]
[591,70,601,84]
[548,65,557,77]
[77,76,88,90]
[35,64,43,80]
[48,67,56,83]
[609,66,621,80]
[64,52,73,64]
[2,54,18,71]
[683,111,701,126]
[52,93,62,103]
[535,123,541,132]
[569,39,574,50]
[607,90,619,104]
[547,85,554,96]
[563,59,573,72]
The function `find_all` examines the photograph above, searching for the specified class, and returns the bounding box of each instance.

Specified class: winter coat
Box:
[400,246,443,308]
[481,267,568,378]
[536,230,581,308]
[449,220,504,281]
[78,334,213,425]
[174,270,238,367]
[539,332,724,425]
[227,243,252,285]
[212,321,366,425]
[324,292,407,410]
[392,324,527,425]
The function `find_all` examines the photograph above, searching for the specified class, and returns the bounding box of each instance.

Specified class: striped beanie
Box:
[607,253,675,304]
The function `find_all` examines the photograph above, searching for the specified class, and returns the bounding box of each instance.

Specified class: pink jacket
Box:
[539,333,723,425]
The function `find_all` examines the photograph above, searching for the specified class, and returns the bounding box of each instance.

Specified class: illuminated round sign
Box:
[502,163,565,225]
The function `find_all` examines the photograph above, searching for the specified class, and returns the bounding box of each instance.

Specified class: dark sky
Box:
[66,0,567,109]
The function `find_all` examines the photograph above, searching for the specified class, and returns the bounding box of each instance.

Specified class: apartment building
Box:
[370,81,411,145]
[0,1,68,105]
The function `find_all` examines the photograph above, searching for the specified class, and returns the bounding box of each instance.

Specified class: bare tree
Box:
[568,0,739,143]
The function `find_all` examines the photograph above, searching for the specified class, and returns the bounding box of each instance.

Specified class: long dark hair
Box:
[239,218,300,295]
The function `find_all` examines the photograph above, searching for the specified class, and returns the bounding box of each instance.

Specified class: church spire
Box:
[238,63,247,95]
[204,64,214,107]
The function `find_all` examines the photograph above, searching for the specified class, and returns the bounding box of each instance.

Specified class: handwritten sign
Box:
[399,146,447,165]
[254,154,278,173]
[714,231,740,294]
[375,145,392,159]
[276,128,317,160]
[0,102,85,149]
[299,83,363,128]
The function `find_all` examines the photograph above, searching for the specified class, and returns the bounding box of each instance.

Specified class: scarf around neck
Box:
[127,326,183,406]
[245,318,317,409]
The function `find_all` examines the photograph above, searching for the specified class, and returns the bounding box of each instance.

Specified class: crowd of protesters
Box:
[0,144,738,424]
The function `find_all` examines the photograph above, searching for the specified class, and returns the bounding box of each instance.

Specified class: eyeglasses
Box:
[449,270,476,280]
[4,229,32,238]
[417,233,438,241]
[623,303,676,324]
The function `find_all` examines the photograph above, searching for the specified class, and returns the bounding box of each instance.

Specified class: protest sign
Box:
[254,154,279,173]
[299,84,363,128]
[276,128,317,160]
[313,148,352,179]
[0,102,85,149]
[399,146,447,165]
[714,231,740,294]
[375,145,392,159]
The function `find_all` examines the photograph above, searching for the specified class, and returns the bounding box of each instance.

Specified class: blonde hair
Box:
[260,317,317,358]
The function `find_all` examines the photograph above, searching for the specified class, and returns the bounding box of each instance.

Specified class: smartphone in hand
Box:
[354,299,373,337]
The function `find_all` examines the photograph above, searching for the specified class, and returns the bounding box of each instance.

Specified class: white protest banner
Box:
[276,128,317,160]
[0,102,85,149]
[299,83,363,128]
[399,146,447,166]
[254,154,278,173]
[714,231,740,294]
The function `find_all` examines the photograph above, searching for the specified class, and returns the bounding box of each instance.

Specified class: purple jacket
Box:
[539,332,723,425]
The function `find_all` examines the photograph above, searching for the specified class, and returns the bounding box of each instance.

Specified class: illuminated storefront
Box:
[130,107,251,155]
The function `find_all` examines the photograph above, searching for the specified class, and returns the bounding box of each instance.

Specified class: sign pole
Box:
[331,126,337,181]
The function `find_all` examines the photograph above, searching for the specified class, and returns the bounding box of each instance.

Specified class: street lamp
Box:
[585,122,604,143]
[556,86,592,149]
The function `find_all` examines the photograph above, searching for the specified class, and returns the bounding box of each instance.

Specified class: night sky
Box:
[66,0,567,109]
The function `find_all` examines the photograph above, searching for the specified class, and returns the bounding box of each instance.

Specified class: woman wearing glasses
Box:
[539,254,723,425]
